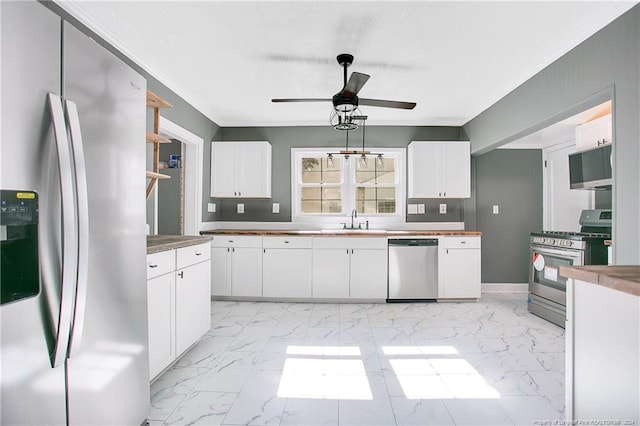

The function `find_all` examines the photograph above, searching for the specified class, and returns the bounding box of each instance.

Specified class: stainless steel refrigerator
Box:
[1,1,150,424]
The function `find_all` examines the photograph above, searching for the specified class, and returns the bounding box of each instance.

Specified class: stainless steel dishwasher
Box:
[387,238,438,301]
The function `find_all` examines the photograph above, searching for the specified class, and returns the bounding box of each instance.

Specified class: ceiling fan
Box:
[272,53,416,120]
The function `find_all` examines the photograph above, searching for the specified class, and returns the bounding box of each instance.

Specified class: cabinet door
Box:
[237,142,271,198]
[210,143,238,197]
[232,247,263,296]
[176,260,211,355]
[438,248,481,299]
[211,247,231,296]
[263,248,312,297]
[576,115,612,150]
[350,249,388,299]
[147,273,175,380]
[442,142,471,198]
[312,249,350,298]
[408,142,441,198]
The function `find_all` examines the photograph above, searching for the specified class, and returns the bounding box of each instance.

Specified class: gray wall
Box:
[216,125,465,221]
[463,6,640,264]
[475,149,543,283]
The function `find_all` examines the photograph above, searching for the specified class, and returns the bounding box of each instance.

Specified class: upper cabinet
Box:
[210,141,272,198]
[408,141,471,198]
[575,114,612,150]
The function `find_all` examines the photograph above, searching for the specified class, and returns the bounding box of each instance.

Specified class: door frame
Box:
[154,116,203,235]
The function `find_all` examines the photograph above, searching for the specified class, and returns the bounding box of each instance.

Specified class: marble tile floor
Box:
[149,293,565,426]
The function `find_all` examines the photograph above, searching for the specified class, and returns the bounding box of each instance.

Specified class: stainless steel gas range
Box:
[528,209,611,327]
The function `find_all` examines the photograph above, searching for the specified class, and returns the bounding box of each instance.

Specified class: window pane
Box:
[322,187,341,200]
[323,171,342,184]
[302,158,321,172]
[377,187,396,199]
[378,200,396,214]
[301,187,321,200]
[355,157,395,184]
[302,157,343,184]
[322,157,343,171]
[301,200,321,213]
[302,171,322,184]
[322,200,342,213]
[355,171,376,184]
[356,187,376,199]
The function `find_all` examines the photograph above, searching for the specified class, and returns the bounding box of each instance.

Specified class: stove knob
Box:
[566,240,572,247]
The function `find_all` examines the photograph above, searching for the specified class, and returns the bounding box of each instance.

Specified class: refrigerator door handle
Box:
[47,93,79,368]
[65,100,89,358]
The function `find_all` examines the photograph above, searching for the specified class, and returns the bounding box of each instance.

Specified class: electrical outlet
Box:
[417,204,425,214]
[439,204,447,214]
[272,203,280,214]
[493,205,499,215]
[408,204,418,214]
[237,203,244,214]
[207,203,216,213]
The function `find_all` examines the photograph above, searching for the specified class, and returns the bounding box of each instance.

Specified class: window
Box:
[292,148,405,222]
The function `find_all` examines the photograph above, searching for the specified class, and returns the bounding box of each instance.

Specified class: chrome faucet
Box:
[351,209,358,229]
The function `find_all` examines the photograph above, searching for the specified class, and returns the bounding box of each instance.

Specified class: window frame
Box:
[291,147,406,226]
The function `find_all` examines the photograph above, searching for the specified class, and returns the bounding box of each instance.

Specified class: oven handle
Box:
[530,244,582,260]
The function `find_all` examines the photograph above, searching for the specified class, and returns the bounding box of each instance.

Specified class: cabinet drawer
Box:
[177,243,210,269]
[313,237,387,250]
[147,250,175,279]
[440,236,481,249]
[210,235,262,248]
[262,236,312,249]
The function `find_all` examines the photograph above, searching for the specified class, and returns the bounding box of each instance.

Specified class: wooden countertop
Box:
[559,265,640,297]
[200,229,482,237]
[147,235,212,254]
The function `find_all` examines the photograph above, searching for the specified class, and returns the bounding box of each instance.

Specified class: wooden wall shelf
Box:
[146,90,172,200]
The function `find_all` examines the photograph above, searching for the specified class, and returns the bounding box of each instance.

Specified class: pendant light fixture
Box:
[326,114,383,165]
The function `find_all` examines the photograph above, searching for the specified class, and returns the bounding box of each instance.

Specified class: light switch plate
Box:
[272,203,280,214]
[439,204,447,214]
[493,205,499,215]
[207,203,216,213]
[417,204,425,214]
[237,203,244,214]
[408,204,418,214]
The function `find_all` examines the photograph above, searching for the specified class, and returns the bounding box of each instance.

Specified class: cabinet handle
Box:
[232,248,235,253]
[195,252,202,256]
[284,241,290,244]
[602,139,607,144]
[460,241,466,244]
[228,240,234,243]
[234,191,237,196]
[239,191,241,196]
[346,249,349,255]
[149,264,158,268]
[439,192,442,197]
[264,249,266,253]
[351,249,354,254]
[447,249,449,254]
[178,271,184,279]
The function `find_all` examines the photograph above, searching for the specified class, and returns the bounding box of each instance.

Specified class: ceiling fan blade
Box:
[271,98,331,103]
[342,72,370,97]
[359,98,416,110]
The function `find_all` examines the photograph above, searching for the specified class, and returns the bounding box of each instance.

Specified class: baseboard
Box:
[481,283,528,293]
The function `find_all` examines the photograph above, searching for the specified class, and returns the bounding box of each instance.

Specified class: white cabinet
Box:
[575,114,612,150]
[408,141,471,198]
[210,141,272,198]
[146,250,176,380]
[262,237,312,298]
[312,237,387,299]
[175,243,211,355]
[211,235,263,297]
[438,236,481,299]
[146,242,211,381]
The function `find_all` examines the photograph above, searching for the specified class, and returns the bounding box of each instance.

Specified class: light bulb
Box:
[376,155,384,167]
[359,155,367,168]
[327,154,334,168]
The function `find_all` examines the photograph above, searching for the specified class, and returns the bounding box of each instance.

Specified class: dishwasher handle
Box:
[388,238,438,247]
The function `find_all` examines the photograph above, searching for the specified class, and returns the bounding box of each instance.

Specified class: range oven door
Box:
[529,244,583,306]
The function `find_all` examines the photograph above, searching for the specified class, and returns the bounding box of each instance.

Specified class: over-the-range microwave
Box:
[569,144,612,190]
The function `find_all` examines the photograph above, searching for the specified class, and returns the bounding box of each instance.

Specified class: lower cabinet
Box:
[438,236,481,299]
[147,271,175,380]
[146,242,211,381]
[262,237,312,298]
[312,237,388,299]
[210,235,263,297]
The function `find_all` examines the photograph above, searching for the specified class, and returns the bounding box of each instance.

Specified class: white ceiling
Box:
[57,1,635,128]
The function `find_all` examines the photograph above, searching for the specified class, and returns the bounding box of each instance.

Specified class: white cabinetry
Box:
[408,141,470,198]
[146,242,211,381]
[210,141,271,198]
[262,237,312,298]
[575,114,612,150]
[211,235,263,297]
[312,237,387,299]
[175,244,211,355]
[146,250,175,380]
[438,236,481,299]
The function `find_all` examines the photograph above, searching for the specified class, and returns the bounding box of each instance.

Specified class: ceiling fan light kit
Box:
[272,53,416,131]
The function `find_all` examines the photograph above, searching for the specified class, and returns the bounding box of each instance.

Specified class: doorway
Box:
[149,116,203,236]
